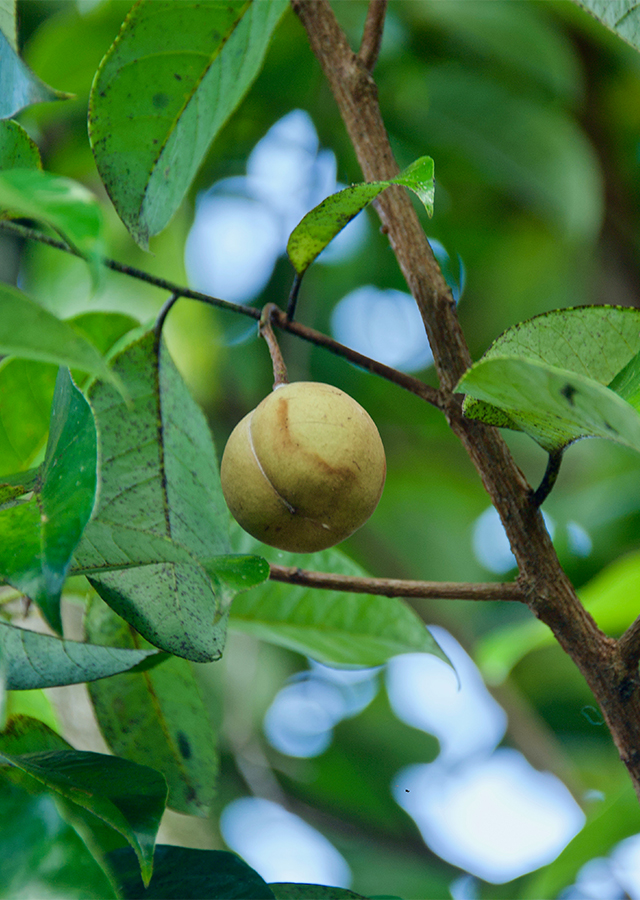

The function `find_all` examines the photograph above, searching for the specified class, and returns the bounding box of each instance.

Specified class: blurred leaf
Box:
[0,368,97,631]
[0,168,104,285]
[522,786,639,899]
[82,331,233,661]
[69,311,140,358]
[229,532,447,668]
[573,1,640,52]
[0,716,167,887]
[89,0,288,247]
[0,285,119,385]
[477,550,640,682]
[0,28,70,119]
[0,120,41,169]
[0,621,160,690]
[0,0,16,51]
[459,306,640,452]
[110,845,275,899]
[418,64,602,239]
[287,156,434,275]
[0,775,116,899]
[0,357,56,474]
[269,887,369,899]
[85,597,218,816]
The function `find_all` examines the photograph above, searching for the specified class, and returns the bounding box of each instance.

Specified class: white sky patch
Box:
[472,505,556,574]
[220,797,352,887]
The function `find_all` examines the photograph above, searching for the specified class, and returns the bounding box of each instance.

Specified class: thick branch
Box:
[269,565,525,601]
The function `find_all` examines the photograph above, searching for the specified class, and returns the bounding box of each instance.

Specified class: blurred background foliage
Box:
[5,0,640,897]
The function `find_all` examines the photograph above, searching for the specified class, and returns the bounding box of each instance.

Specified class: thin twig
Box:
[286,271,303,320]
[269,565,525,601]
[0,218,441,408]
[532,449,564,508]
[357,0,388,71]
[259,303,289,387]
[154,292,180,338]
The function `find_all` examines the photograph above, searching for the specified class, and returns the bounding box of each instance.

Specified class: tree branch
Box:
[269,565,525,601]
[357,0,387,71]
[0,218,440,407]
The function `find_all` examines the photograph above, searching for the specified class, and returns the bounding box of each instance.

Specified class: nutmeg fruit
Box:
[220,381,386,552]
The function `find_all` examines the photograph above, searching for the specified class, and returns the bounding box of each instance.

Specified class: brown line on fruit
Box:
[247,409,297,515]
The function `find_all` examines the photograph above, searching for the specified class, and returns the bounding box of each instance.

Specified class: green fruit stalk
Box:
[220,381,386,552]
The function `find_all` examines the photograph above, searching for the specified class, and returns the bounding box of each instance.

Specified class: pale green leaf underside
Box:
[0,286,118,386]
[89,0,288,247]
[287,156,435,275]
[0,29,70,119]
[0,621,159,690]
[0,0,16,51]
[459,356,640,453]
[573,1,640,53]
[460,306,640,451]
[229,530,447,668]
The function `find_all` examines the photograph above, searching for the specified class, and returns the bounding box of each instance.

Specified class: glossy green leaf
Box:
[0,717,167,887]
[0,357,56,474]
[0,168,105,284]
[0,621,160,690]
[229,531,447,668]
[0,285,118,385]
[269,887,369,900]
[0,120,41,169]
[110,845,275,899]
[287,156,435,275]
[0,29,70,120]
[85,598,217,816]
[462,305,640,439]
[573,1,640,52]
[89,0,288,247]
[0,368,98,631]
[81,331,234,661]
[477,550,640,683]
[459,356,640,453]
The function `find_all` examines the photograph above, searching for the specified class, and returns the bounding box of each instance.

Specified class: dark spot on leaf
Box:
[152,92,170,110]
[174,73,182,80]
[177,731,192,759]
[560,384,577,405]
[604,421,618,434]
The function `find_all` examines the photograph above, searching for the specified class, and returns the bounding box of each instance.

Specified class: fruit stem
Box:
[260,303,290,387]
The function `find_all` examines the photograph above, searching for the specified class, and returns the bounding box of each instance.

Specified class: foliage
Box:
[2,0,640,898]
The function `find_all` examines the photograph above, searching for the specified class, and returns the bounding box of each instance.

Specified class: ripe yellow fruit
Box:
[220,381,386,553]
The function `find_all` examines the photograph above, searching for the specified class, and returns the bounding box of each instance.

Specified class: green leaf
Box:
[0,368,98,631]
[459,356,640,453]
[0,621,160,690]
[109,845,275,899]
[522,786,639,899]
[81,331,234,662]
[89,0,288,248]
[0,357,56,475]
[0,168,105,285]
[0,29,70,120]
[229,531,447,668]
[0,716,168,888]
[573,1,640,53]
[458,306,640,452]
[269,885,371,899]
[0,120,42,169]
[0,285,119,385]
[0,0,16,51]
[477,550,640,683]
[85,598,218,816]
[286,156,435,275]
[69,311,140,358]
